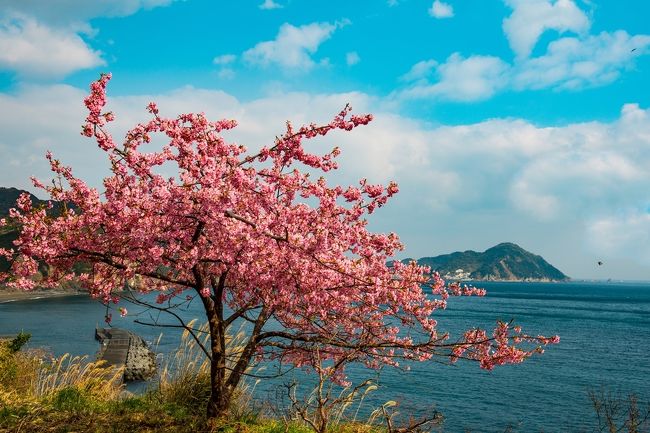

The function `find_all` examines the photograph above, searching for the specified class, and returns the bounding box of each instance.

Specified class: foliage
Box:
[0,73,559,418]
[7,331,31,353]
[414,242,568,281]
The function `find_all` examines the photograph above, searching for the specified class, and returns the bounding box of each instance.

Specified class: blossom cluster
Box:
[0,74,558,380]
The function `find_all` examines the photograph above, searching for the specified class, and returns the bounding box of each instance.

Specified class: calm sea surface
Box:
[1,281,649,432]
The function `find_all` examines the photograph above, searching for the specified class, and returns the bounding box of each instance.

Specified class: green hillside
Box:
[414,242,568,282]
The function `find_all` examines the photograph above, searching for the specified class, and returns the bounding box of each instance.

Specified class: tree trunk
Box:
[206,312,230,419]
[206,374,231,418]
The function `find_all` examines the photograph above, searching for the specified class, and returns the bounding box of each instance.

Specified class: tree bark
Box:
[195,269,231,419]
[206,318,230,418]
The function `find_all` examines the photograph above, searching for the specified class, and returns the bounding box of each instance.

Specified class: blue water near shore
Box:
[1,281,649,432]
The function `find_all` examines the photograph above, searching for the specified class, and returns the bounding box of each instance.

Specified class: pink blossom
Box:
[0,74,559,410]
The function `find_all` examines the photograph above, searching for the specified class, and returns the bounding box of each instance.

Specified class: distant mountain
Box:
[405,243,569,282]
[0,186,71,218]
[1,187,39,218]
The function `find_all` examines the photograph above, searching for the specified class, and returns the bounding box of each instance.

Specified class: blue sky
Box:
[0,0,649,280]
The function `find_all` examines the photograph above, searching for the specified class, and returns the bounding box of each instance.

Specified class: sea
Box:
[1,281,649,432]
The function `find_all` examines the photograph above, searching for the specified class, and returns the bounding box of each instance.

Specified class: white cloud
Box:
[213,55,237,79]
[504,103,650,224]
[217,68,235,80]
[213,54,236,65]
[587,211,650,263]
[400,59,438,82]
[398,53,510,101]
[346,51,360,66]
[510,151,646,220]
[398,29,650,100]
[243,22,340,71]
[503,0,591,59]
[513,30,650,90]
[259,0,283,10]
[0,0,176,26]
[3,83,650,277]
[429,1,454,19]
[0,1,177,78]
[0,15,104,78]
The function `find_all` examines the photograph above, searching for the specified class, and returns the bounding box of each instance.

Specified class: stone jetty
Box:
[95,328,157,381]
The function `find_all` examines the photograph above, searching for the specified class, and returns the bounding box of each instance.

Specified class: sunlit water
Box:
[1,281,649,432]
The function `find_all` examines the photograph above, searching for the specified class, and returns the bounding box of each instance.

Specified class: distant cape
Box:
[398,242,569,282]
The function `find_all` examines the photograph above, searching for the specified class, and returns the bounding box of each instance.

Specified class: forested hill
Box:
[403,242,569,282]
[0,187,41,218]
[0,186,73,218]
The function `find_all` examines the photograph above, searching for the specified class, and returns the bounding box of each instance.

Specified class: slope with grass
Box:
[0,327,390,433]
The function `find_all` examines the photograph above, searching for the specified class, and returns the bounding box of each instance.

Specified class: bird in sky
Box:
[597,261,603,266]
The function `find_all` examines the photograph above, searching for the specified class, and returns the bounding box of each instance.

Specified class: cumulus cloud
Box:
[0,0,176,26]
[513,30,650,90]
[217,68,236,80]
[398,29,650,100]
[510,151,646,220]
[400,59,438,82]
[428,1,454,19]
[213,54,237,80]
[398,53,510,101]
[0,15,104,78]
[259,0,283,9]
[3,83,650,277]
[243,22,342,71]
[503,0,591,59]
[346,51,360,66]
[0,0,177,78]
[505,103,650,223]
[587,211,650,263]
[213,54,236,65]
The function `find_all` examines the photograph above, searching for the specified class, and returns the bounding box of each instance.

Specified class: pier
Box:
[95,328,157,381]
[95,328,131,367]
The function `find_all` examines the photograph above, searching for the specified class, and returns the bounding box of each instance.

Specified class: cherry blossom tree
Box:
[0,74,559,418]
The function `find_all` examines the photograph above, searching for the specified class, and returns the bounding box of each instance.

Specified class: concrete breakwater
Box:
[95,327,157,381]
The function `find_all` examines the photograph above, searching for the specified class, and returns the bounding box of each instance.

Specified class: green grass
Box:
[0,391,384,433]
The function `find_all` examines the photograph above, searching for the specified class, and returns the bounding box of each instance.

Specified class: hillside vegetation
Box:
[407,243,569,282]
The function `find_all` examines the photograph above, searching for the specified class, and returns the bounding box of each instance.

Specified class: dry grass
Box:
[0,328,389,433]
[155,319,260,419]
[155,320,212,412]
[0,340,125,432]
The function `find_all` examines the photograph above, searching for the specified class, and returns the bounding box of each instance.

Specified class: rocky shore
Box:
[95,327,157,382]
[0,288,86,303]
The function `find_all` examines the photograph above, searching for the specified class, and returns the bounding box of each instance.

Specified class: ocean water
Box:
[1,281,649,432]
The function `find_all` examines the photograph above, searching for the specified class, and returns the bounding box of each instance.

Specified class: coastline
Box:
[0,289,87,304]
